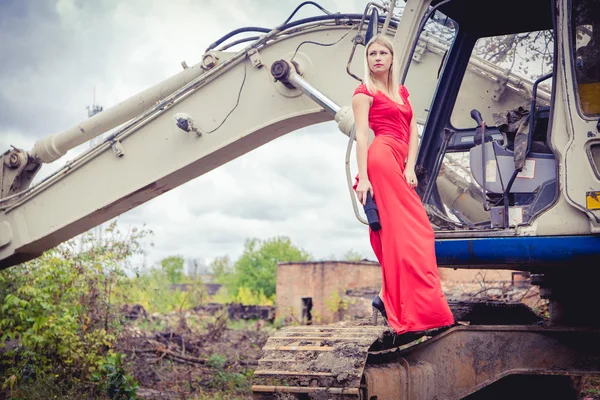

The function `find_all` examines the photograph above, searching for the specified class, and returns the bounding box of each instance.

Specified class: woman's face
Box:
[367,42,393,76]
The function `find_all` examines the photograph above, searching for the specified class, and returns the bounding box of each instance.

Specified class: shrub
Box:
[0,221,148,398]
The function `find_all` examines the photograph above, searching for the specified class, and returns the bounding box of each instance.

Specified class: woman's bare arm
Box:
[405,95,419,171]
[352,93,373,204]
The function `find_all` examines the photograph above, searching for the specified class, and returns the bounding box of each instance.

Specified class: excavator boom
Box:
[0,16,362,268]
[0,3,561,269]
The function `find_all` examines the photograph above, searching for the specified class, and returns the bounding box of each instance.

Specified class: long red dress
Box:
[353,83,454,335]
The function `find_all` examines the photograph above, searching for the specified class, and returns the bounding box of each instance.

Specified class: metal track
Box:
[251,301,544,399]
[363,325,600,399]
[251,325,395,399]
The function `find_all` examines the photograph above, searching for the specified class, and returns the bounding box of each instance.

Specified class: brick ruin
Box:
[276,261,382,325]
[276,261,534,324]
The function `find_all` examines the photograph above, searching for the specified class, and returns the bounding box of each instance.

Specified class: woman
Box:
[352,35,454,335]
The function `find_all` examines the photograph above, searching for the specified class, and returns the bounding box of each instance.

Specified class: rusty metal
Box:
[363,361,434,400]
[251,325,393,398]
[253,315,600,399]
[400,357,410,400]
[364,325,600,400]
[0,149,41,200]
[251,301,563,399]
[7,151,21,169]
[252,385,359,395]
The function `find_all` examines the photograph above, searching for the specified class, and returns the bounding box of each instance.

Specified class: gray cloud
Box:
[0,1,126,134]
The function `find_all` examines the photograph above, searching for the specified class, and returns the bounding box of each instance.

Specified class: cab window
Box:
[451,30,554,129]
[572,0,600,117]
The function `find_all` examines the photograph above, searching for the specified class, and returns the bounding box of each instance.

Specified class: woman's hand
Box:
[356,178,374,206]
[404,168,418,188]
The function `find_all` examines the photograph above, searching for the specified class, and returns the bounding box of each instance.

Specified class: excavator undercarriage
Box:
[252,301,600,400]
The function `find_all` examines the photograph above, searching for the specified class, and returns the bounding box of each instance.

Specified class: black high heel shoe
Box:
[371,295,388,325]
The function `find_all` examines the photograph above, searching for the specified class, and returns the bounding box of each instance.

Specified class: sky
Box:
[0,0,378,272]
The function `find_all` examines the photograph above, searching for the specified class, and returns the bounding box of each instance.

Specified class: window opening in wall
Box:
[301,297,313,325]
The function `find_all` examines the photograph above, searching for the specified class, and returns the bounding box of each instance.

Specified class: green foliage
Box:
[127,255,207,313]
[210,255,233,282]
[211,285,233,304]
[186,276,209,306]
[127,266,208,313]
[160,255,185,284]
[581,375,600,396]
[325,290,349,314]
[206,353,252,394]
[0,373,81,399]
[221,236,311,299]
[225,316,284,332]
[127,267,175,313]
[207,353,227,369]
[343,249,363,261]
[232,286,275,306]
[93,353,139,400]
[0,221,145,398]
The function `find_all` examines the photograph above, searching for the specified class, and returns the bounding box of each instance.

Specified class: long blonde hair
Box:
[363,35,402,104]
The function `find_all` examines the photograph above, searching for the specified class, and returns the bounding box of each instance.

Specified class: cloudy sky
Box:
[1,0,380,271]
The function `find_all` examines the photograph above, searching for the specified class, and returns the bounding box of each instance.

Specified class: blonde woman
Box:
[352,35,454,335]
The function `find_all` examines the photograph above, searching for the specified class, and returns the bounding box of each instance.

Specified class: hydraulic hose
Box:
[208,14,400,53]
[281,1,333,25]
[205,27,271,52]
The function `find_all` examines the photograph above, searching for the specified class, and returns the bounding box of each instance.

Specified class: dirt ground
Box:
[116,289,599,400]
[115,309,269,399]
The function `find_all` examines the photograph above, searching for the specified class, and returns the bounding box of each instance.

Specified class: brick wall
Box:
[276,261,382,324]
[276,261,527,324]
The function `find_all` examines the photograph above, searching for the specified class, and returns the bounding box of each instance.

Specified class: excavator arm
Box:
[0,0,558,270]
[2,0,599,273]
[0,11,374,269]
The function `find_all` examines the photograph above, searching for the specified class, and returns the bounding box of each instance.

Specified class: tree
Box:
[209,255,233,281]
[344,249,363,261]
[230,236,312,298]
[160,255,184,284]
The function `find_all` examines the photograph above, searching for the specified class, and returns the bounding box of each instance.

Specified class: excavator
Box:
[1,0,599,398]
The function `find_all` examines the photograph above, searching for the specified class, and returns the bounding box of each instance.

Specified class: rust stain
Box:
[96,182,170,215]
[467,240,475,259]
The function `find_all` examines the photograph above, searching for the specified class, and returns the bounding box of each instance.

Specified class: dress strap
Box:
[400,84,410,100]
[353,84,373,97]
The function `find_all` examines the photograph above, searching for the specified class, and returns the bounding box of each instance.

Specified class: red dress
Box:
[353,83,454,334]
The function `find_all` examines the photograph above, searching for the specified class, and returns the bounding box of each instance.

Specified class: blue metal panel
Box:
[435,235,600,268]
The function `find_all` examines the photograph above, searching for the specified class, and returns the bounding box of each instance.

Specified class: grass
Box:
[226,317,287,331]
